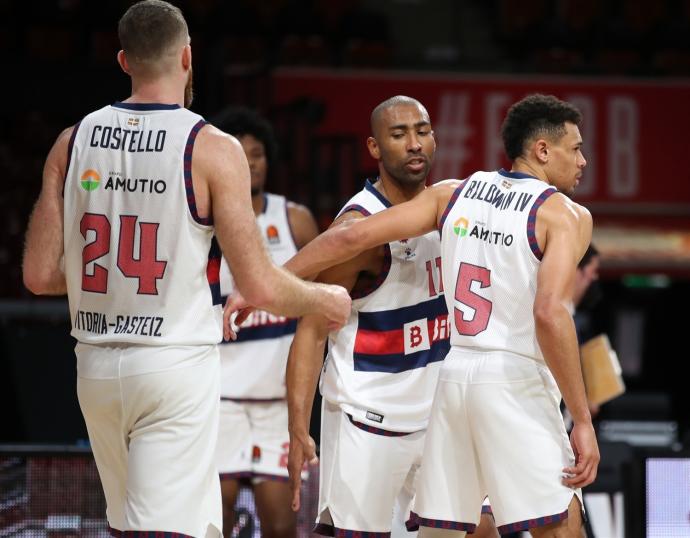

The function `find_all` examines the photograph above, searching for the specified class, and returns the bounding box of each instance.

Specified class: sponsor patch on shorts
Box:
[366,410,384,423]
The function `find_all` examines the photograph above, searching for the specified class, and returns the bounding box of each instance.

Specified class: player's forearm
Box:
[286,318,328,436]
[535,302,591,425]
[22,201,67,295]
[284,219,371,280]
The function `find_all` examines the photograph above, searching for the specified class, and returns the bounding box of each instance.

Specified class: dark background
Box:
[1,0,689,446]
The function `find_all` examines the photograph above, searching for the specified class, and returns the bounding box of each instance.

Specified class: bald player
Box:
[280,93,599,537]
[285,96,498,538]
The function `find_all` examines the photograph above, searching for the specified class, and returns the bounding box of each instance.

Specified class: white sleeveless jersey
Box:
[439,169,557,362]
[63,103,222,346]
[323,180,449,433]
[219,193,298,399]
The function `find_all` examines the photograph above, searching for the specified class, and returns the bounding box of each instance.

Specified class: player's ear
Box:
[117,50,131,75]
[535,138,549,164]
[367,136,380,160]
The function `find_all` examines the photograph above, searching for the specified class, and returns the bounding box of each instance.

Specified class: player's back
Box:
[63,102,222,347]
[440,169,556,363]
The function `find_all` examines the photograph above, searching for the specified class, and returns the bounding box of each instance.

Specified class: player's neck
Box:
[377,176,426,206]
[126,78,184,107]
[251,191,266,216]
[511,158,548,183]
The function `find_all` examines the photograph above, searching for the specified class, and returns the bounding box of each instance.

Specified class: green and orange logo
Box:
[453,217,469,237]
[80,169,101,192]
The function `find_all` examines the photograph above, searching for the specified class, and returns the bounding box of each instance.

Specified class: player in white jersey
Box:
[283,96,498,538]
[278,94,600,537]
[213,107,319,538]
[21,2,350,537]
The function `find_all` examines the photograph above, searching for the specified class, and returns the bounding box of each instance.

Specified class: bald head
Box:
[370,96,429,138]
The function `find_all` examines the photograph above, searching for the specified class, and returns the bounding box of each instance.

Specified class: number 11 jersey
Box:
[63,102,222,346]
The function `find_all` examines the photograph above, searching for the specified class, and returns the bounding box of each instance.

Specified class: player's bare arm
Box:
[287,201,320,248]
[23,126,74,295]
[533,193,599,488]
[195,125,350,327]
[287,210,382,512]
[284,179,461,279]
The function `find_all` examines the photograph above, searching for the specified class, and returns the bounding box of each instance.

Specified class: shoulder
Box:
[539,192,592,235]
[193,125,247,172]
[286,200,316,222]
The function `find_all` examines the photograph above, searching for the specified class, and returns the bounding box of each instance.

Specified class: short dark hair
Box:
[578,243,600,269]
[501,94,582,161]
[212,107,278,167]
[118,1,188,68]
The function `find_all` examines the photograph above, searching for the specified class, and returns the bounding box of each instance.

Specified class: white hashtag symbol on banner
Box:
[431,92,474,182]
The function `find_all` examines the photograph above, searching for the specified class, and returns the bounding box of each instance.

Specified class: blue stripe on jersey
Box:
[527,187,557,260]
[364,178,392,208]
[357,295,448,332]
[64,121,81,192]
[223,319,298,343]
[207,237,222,305]
[112,102,181,111]
[354,338,449,373]
[184,120,210,225]
[438,179,469,233]
[498,168,540,181]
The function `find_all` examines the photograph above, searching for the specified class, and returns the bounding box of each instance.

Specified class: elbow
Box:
[533,296,561,331]
[23,270,50,295]
[237,277,275,310]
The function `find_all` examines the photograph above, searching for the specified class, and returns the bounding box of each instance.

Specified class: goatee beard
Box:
[184,67,194,108]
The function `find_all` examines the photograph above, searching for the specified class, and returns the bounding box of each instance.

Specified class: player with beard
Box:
[22,1,350,536]
[212,107,319,538]
[285,96,498,538]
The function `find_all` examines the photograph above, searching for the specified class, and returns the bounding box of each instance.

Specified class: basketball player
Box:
[21,2,349,536]
[285,96,498,538]
[213,107,319,538]
[279,94,600,537]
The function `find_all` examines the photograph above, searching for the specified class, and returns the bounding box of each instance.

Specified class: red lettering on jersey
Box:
[409,325,423,348]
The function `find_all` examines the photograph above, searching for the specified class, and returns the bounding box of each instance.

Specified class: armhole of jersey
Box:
[438,179,469,236]
[284,198,300,250]
[526,187,557,261]
[336,204,391,301]
[206,236,223,306]
[63,121,81,193]
[184,119,211,226]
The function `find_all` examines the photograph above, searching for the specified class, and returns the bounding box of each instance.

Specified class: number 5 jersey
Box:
[63,103,222,346]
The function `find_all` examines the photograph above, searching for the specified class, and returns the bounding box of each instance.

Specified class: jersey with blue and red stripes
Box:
[219,193,298,400]
[439,169,557,362]
[322,179,449,433]
[63,103,222,346]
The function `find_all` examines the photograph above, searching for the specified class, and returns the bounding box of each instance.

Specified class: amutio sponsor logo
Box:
[89,125,166,153]
[104,174,167,194]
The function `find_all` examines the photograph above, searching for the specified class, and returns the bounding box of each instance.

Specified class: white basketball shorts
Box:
[216,399,307,482]
[316,399,425,536]
[412,350,582,535]
[76,343,222,538]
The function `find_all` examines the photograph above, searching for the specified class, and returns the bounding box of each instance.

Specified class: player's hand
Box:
[288,432,318,512]
[319,284,351,331]
[222,292,254,341]
[562,421,599,488]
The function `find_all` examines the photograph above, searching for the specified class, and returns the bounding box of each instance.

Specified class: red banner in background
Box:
[272,69,690,213]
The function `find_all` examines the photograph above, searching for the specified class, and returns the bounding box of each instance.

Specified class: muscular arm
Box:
[284,179,461,279]
[534,194,598,487]
[287,212,380,510]
[195,126,348,322]
[23,127,73,295]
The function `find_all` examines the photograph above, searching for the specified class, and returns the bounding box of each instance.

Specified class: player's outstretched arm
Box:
[23,127,74,295]
[196,126,350,328]
[533,194,599,488]
[285,179,461,279]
